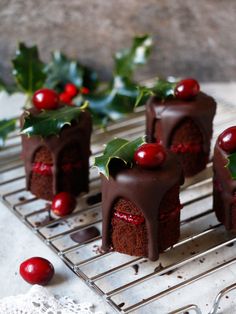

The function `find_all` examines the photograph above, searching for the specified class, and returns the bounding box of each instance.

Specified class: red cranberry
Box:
[64,83,78,97]
[134,143,166,168]
[174,78,200,100]
[51,192,76,217]
[32,89,59,110]
[20,257,54,285]
[59,92,72,104]
[218,126,236,153]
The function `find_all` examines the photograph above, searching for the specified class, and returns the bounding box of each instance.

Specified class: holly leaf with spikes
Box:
[94,137,145,178]
[135,78,177,107]
[0,118,16,148]
[81,35,152,126]
[12,43,46,95]
[44,51,98,92]
[21,103,88,137]
[226,153,236,179]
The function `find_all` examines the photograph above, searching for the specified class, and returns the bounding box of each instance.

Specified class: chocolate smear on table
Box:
[70,226,100,243]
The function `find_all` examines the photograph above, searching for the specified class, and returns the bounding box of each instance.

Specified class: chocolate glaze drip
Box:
[146,92,216,154]
[213,142,236,229]
[101,153,184,261]
[21,108,92,196]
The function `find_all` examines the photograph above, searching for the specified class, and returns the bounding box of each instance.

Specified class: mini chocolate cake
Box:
[146,85,216,177]
[213,127,236,230]
[21,108,92,200]
[97,139,184,261]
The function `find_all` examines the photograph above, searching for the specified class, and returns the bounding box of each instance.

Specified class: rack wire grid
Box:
[1,99,236,314]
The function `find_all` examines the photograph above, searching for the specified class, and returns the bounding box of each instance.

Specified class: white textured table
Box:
[0,83,236,314]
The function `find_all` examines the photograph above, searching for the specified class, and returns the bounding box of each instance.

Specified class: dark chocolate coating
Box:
[213,142,236,229]
[21,108,92,196]
[101,153,184,261]
[146,92,216,155]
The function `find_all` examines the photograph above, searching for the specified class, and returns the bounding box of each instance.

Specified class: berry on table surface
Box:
[32,89,59,110]
[134,143,166,168]
[174,78,200,100]
[64,83,78,97]
[51,192,77,217]
[218,126,236,153]
[19,257,54,285]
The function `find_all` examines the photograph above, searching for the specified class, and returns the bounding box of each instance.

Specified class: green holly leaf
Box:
[114,35,152,78]
[226,152,236,179]
[135,78,177,107]
[21,103,88,137]
[44,51,98,92]
[94,137,145,178]
[12,43,46,95]
[0,119,16,148]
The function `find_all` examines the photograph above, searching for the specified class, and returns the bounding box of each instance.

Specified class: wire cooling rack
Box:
[1,101,236,313]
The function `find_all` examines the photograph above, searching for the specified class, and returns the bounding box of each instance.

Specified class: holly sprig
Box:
[11,35,152,126]
[21,103,88,137]
[94,137,145,178]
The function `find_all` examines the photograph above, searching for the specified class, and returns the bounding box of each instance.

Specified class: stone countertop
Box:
[0,83,236,314]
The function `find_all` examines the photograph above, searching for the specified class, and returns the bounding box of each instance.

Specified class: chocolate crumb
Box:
[18,196,26,201]
[177,275,183,279]
[118,302,125,308]
[190,251,196,255]
[132,264,139,275]
[226,295,229,299]
[226,242,234,247]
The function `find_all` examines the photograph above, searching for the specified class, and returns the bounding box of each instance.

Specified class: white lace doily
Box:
[0,285,104,314]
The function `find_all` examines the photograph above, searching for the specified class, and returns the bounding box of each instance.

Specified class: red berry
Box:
[32,89,59,110]
[20,257,54,285]
[174,78,200,100]
[64,83,78,97]
[218,126,236,153]
[81,87,90,95]
[59,92,72,104]
[134,143,166,168]
[51,192,76,217]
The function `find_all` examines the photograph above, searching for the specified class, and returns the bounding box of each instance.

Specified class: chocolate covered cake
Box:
[21,89,92,201]
[145,78,217,177]
[213,127,236,230]
[95,138,184,261]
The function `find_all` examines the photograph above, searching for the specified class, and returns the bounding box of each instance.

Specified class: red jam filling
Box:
[114,211,145,225]
[114,204,183,226]
[170,142,202,154]
[32,161,82,176]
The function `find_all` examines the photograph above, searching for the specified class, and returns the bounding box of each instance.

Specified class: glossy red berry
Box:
[174,78,200,100]
[59,92,72,104]
[32,89,59,110]
[134,143,166,168]
[218,126,236,153]
[20,257,54,285]
[51,192,76,217]
[64,83,78,97]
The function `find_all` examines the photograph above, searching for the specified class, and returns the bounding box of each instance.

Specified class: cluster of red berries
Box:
[174,78,200,100]
[32,84,89,110]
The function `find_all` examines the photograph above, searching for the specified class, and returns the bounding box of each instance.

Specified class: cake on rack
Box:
[21,88,92,201]
[95,138,184,261]
[213,126,236,230]
[144,78,217,177]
